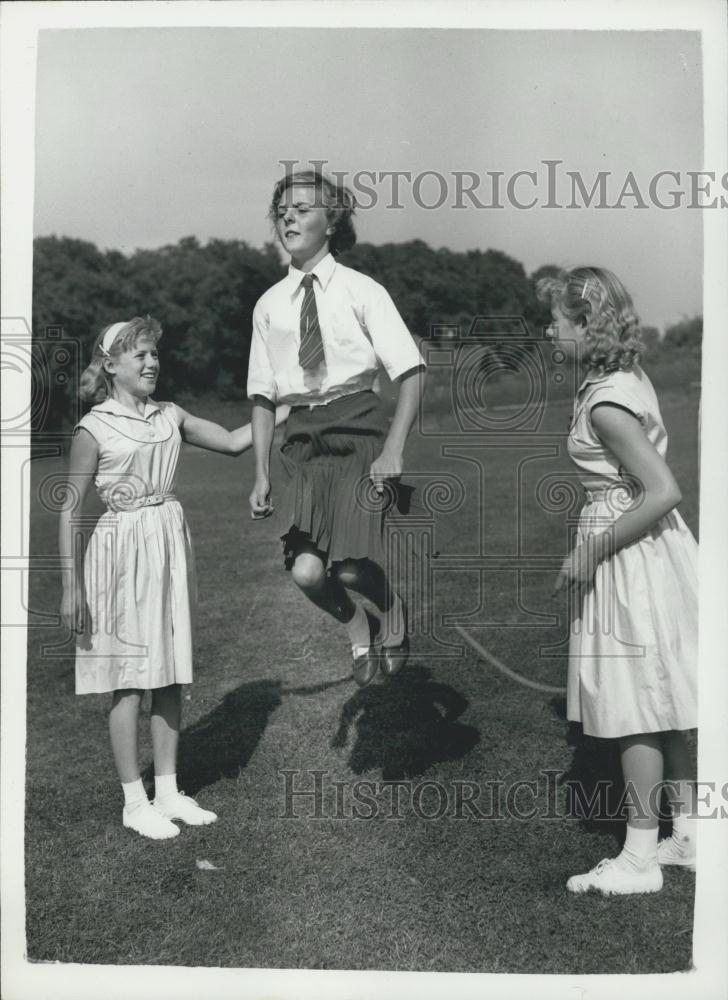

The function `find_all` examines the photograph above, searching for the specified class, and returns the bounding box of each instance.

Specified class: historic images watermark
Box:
[279,768,728,822]
[3,311,650,678]
[280,158,728,210]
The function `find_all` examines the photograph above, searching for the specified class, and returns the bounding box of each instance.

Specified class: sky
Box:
[34,27,704,330]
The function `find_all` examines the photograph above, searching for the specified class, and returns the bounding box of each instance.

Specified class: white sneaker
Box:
[657,835,696,871]
[567,857,663,896]
[123,802,180,840]
[153,792,217,826]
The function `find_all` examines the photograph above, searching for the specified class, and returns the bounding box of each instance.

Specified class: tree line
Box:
[31,235,701,430]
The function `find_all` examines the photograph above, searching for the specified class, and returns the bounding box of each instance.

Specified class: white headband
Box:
[99,321,130,356]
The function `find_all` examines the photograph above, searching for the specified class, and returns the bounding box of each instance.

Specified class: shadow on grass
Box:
[145,676,352,795]
[330,664,480,780]
[144,679,284,794]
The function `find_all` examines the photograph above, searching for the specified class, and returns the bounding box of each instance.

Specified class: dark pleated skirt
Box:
[279,390,403,570]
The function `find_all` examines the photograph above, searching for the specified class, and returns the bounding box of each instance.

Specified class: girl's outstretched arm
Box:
[172,402,289,457]
[58,428,98,633]
[553,403,682,594]
[369,365,425,494]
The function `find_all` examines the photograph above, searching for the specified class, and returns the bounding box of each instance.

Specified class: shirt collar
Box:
[286,252,337,295]
[92,397,162,421]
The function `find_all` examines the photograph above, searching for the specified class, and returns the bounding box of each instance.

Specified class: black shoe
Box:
[352,647,380,687]
[380,633,410,677]
[380,599,410,677]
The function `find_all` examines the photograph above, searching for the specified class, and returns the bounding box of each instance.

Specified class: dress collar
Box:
[286,252,336,295]
[576,364,642,396]
[92,397,162,422]
[576,370,611,396]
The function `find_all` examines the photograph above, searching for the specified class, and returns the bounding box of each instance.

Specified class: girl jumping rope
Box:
[539,267,698,895]
[248,169,425,687]
[59,316,287,840]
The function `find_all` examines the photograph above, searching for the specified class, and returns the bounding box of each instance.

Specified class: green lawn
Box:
[24,384,699,972]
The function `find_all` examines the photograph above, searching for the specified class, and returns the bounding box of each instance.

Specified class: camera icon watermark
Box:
[2,318,91,638]
[419,314,578,437]
[2,317,83,441]
[347,314,646,684]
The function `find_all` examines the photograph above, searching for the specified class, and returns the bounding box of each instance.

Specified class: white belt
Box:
[584,486,633,504]
[106,490,177,513]
[584,488,609,502]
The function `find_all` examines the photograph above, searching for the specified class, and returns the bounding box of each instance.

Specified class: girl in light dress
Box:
[59,316,287,839]
[539,267,698,895]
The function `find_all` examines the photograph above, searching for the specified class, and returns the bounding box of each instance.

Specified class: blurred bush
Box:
[31,235,701,432]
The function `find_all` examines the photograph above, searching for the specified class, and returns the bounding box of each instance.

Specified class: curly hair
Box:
[268,168,356,255]
[79,316,162,404]
[536,266,644,374]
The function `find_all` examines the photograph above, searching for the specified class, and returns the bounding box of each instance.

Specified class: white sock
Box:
[122,778,148,813]
[672,810,697,844]
[618,824,658,872]
[155,773,179,802]
[345,604,370,652]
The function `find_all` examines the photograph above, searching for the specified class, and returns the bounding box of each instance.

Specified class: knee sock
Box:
[617,824,658,872]
[155,773,179,803]
[122,778,148,813]
[345,604,371,654]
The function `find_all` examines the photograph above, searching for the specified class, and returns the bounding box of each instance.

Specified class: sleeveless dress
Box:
[566,367,698,738]
[73,398,196,694]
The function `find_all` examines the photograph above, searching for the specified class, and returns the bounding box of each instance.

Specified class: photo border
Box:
[2,2,726,999]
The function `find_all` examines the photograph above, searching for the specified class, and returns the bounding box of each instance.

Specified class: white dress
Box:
[566,367,698,738]
[74,398,196,694]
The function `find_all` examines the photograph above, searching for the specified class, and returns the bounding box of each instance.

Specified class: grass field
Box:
[24,380,699,973]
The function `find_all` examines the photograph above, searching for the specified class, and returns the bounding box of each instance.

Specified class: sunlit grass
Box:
[25,388,698,971]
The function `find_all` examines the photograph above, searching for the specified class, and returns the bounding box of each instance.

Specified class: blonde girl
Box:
[59,316,286,839]
[538,267,698,895]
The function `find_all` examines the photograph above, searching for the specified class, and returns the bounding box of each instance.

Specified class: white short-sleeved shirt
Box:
[567,366,668,490]
[247,253,425,406]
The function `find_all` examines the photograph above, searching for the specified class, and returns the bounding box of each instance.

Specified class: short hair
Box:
[79,316,162,404]
[268,169,356,255]
[536,266,644,373]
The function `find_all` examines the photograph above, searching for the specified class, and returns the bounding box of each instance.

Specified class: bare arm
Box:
[173,402,289,457]
[369,366,426,493]
[58,428,98,632]
[554,403,682,593]
[249,395,277,517]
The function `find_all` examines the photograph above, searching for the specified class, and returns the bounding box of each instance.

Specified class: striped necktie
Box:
[298,273,326,385]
